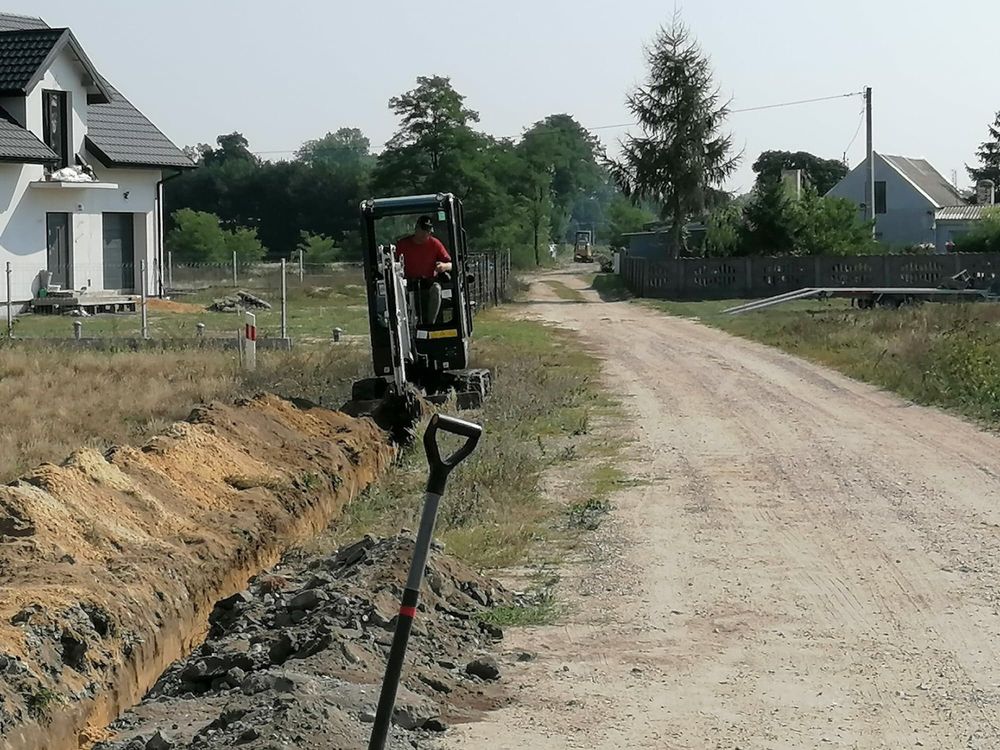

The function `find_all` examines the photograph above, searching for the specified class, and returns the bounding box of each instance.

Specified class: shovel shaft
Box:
[367,587,418,750]
[367,491,441,750]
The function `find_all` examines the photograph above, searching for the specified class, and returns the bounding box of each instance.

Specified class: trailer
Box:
[724,287,994,316]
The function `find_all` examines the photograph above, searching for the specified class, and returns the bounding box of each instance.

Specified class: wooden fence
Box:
[621,253,1000,300]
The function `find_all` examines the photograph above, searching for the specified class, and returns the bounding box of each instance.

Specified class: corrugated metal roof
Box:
[0,28,66,93]
[0,13,48,31]
[881,154,966,208]
[935,205,994,222]
[86,78,193,169]
[0,104,57,163]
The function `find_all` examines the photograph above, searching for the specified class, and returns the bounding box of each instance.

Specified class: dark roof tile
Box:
[87,79,193,169]
[0,28,65,93]
[0,13,49,31]
[0,104,57,163]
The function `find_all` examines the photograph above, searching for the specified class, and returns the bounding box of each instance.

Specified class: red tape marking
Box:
[245,324,257,342]
[399,606,417,618]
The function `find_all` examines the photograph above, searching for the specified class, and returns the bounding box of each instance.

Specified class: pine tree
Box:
[967,110,1000,201]
[610,14,739,257]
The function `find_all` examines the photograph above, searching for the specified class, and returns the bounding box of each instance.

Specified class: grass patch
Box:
[478,571,561,626]
[644,297,1000,425]
[10,267,369,342]
[565,464,624,530]
[589,273,631,301]
[542,280,587,302]
[26,686,63,719]
[318,310,617,570]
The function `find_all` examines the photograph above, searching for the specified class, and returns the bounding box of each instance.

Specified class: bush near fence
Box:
[620,253,1000,300]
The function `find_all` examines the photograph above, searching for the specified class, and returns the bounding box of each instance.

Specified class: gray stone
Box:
[288,589,328,611]
[466,656,501,681]
[145,731,174,750]
[393,700,438,731]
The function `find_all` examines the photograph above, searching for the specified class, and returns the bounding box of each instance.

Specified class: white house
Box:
[826,152,993,253]
[0,12,192,316]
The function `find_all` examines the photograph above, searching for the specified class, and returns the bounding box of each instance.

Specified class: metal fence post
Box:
[5,262,11,338]
[298,249,304,284]
[167,251,174,292]
[232,251,238,288]
[244,311,257,371]
[140,259,149,339]
[492,250,499,306]
[73,320,82,340]
[280,258,288,340]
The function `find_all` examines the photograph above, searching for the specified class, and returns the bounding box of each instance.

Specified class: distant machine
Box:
[574,231,594,263]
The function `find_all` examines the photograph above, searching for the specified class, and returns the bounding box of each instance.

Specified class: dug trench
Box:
[0,394,399,750]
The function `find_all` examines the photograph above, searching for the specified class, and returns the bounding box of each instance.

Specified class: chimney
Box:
[977,179,996,205]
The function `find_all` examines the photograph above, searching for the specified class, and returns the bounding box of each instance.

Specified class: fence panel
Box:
[619,252,1000,300]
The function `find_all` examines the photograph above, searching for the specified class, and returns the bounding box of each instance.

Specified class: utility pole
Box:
[865,86,875,238]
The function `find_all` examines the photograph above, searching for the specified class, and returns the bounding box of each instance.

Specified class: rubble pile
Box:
[96,535,511,750]
[208,292,272,314]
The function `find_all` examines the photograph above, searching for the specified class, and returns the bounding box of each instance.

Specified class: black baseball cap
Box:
[416,216,434,231]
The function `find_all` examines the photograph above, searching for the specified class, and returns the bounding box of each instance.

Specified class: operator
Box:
[395,216,452,323]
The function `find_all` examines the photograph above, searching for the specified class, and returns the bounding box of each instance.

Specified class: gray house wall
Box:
[624,232,670,259]
[826,155,937,248]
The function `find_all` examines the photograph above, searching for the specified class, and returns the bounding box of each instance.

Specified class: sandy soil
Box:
[0,395,394,750]
[444,270,1000,749]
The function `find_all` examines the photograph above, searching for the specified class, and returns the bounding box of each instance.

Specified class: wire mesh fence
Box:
[2,249,512,344]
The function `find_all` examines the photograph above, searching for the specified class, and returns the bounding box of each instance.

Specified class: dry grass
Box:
[646,298,1000,426]
[314,311,617,570]
[0,342,369,483]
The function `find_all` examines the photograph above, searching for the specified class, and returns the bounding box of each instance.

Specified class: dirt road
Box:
[445,270,1000,749]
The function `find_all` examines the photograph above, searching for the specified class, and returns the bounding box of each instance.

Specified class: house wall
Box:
[936,221,977,252]
[826,156,938,249]
[625,233,671,260]
[25,49,88,158]
[0,163,160,306]
[0,48,162,313]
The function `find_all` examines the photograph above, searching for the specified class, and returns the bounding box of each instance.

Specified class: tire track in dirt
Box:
[443,271,1000,749]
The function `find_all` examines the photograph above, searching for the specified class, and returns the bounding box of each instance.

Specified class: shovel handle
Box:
[424,414,482,495]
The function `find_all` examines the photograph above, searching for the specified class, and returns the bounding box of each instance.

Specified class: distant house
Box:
[621,221,708,259]
[826,153,991,253]
[0,11,192,315]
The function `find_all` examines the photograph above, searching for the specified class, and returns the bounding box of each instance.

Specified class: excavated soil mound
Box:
[0,395,395,750]
[95,535,511,750]
[144,299,206,314]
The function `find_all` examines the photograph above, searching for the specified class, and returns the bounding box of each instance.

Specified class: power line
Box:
[249,90,866,156]
[842,103,867,164]
[585,90,864,133]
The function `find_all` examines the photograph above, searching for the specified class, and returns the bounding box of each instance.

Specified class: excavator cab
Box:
[352,193,490,408]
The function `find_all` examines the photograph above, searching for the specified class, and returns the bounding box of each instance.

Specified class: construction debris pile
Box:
[208,291,273,314]
[95,535,512,750]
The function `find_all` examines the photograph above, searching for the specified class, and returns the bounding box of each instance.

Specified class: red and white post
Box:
[243,311,257,371]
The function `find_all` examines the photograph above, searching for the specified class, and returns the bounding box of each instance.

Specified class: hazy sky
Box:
[21,0,999,194]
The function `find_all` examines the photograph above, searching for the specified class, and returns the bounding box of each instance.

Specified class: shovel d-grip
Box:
[368,414,483,750]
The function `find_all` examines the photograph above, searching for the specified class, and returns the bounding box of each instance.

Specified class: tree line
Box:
[165,14,1000,265]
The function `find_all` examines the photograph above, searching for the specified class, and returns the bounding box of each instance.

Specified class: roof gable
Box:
[0,26,112,102]
[880,154,965,208]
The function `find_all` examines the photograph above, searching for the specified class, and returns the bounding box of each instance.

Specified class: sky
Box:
[20,0,999,194]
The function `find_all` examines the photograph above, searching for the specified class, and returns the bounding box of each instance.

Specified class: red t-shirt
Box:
[395,236,451,279]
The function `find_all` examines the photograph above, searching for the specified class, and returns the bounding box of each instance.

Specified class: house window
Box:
[874,181,887,215]
[42,90,70,168]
